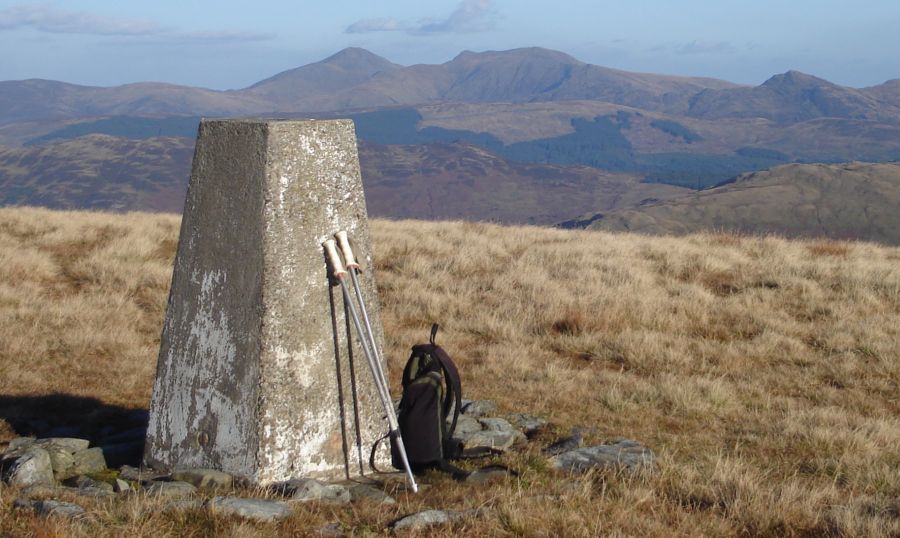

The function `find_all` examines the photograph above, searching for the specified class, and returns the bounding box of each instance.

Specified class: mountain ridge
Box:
[8,46,897,127]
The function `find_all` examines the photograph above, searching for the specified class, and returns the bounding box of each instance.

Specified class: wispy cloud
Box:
[0,4,165,35]
[674,41,737,56]
[346,17,408,34]
[178,30,275,43]
[0,3,273,42]
[346,0,497,35]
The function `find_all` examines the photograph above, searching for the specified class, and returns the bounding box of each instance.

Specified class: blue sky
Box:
[1,0,899,89]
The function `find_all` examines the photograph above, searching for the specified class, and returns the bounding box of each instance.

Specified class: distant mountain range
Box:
[1,46,898,243]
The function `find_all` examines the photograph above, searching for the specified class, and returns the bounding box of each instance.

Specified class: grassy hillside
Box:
[1,207,898,536]
[580,161,900,246]
[0,135,193,212]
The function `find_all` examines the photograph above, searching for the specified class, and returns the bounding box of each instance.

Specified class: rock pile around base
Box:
[1,399,655,529]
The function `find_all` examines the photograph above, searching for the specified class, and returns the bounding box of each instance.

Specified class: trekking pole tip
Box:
[323,239,347,280]
[335,230,359,269]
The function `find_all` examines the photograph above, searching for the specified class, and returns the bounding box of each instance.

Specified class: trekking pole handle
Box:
[335,231,359,269]
[323,239,347,279]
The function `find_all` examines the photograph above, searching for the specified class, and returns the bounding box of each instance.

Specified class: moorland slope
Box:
[577,161,900,245]
[0,207,897,536]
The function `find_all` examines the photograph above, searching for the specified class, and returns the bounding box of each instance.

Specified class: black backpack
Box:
[390,324,465,475]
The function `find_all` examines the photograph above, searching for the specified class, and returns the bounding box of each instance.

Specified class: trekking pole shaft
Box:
[336,277,418,493]
[349,269,390,391]
[336,232,392,410]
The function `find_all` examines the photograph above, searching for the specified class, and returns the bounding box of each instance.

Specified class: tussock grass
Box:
[1,207,898,536]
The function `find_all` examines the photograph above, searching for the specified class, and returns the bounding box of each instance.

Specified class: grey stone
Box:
[461,400,497,418]
[119,465,167,482]
[466,465,513,484]
[6,437,36,452]
[458,430,516,456]
[348,483,396,504]
[478,417,525,441]
[208,496,291,522]
[66,486,117,498]
[454,415,483,435]
[14,499,86,519]
[507,413,548,435]
[550,440,656,474]
[146,119,388,485]
[114,478,132,493]
[285,478,351,504]
[44,445,75,476]
[172,468,233,490]
[3,447,54,487]
[36,438,90,453]
[71,447,106,474]
[145,480,198,499]
[65,475,114,493]
[392,509,481,531]
[543,428,585,456]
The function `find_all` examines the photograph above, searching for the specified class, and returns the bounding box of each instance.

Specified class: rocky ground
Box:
[1,399,654,533]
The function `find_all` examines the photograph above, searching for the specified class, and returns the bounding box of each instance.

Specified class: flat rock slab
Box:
[119,465,168,482]
[144,480,198,499]
[65,475,114,493]
[458,430,516,457]
[37,438,91,453]
[550,440,655,474]
[208,496,292,522]
[284,478,351,504]
[14,499,87,519]
[392,509,481,531]
[172,468,234,490]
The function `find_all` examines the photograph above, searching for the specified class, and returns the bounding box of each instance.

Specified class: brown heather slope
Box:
[0,135,692,223]
[0,134,193,212]
[1,208,898,536]
[582,161,900,245]
[359,141,690,224]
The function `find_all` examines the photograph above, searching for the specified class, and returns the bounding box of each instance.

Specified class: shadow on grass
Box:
[0,393,148,466]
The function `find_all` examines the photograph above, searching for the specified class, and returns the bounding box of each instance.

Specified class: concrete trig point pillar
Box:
[145,119,388,484]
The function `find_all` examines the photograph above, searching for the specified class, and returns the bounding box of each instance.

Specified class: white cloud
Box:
[0,4,274,42]
[0,4,165,35]
[346,0,496,35]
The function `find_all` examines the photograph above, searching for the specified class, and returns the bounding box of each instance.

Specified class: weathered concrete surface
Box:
[145,119,388,484]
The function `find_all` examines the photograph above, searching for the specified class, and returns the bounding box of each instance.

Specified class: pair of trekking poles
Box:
[323,232,419,493]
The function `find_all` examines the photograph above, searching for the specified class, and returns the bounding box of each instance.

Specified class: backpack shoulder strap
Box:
[429,324,462,438]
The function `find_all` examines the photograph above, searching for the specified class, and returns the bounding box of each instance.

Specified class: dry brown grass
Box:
[1,207,899,536]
